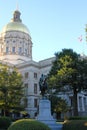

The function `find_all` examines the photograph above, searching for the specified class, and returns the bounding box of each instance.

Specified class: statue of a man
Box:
[39,74,48,97]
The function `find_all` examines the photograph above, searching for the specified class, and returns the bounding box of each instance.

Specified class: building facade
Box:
[0,9,87,118]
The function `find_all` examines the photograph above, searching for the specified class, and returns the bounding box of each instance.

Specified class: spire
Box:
[16,2,19,11]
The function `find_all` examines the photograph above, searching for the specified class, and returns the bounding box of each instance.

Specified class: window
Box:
[34,99,38,108]
[7,41,9,43]
[25,49,27,55]
[34,84,37,94]
[25,72,29,78]
[34,73,37,79]
[18,47,22,54]
[79,97,82,111]
[24,98,28,108]
[24,83,28,96]
[13,40,15,43]
[12,47,15,53]
[84,97,86,111]
[6,47,9,53]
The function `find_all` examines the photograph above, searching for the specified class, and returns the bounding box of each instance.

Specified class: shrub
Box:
[0,116,12,129]
[68,116,87,120]
[63,120,87,130]
[8,119,51,130]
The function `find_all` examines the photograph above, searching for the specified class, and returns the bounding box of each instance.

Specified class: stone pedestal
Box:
[37,99,55,124]
[37,99,62,130]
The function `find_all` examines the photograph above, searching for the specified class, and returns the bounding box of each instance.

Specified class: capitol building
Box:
[0,9,87,118]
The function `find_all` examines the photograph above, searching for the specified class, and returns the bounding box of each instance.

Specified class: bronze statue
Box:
[39,74,48,97]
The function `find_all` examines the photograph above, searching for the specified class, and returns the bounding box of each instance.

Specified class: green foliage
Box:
[0,116,11,129]
[47,49,87,116]
[0,63,24,116]
[68,116,87,120]
[48,49,82,89]
[63,120,87,130]
[8,119,51,130]
[49,95,69,114]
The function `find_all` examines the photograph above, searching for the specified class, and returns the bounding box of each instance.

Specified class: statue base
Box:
[37,99,62,130]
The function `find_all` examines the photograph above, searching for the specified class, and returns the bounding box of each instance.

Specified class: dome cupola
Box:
[12,10,22,22]
[2,10,30,34]
[0,10,32,61]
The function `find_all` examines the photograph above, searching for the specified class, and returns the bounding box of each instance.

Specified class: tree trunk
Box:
[4,109,6,116]
[73,88,78,116]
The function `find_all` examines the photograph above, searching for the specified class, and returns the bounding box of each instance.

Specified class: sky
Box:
[0,0,87,61]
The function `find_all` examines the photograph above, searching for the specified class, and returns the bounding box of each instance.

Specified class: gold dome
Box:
[2,21,29,34]
[1,10,30,34]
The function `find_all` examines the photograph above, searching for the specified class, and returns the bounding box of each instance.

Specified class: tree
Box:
[47,49,87,116]
[0,63,24,116]
[49,95,69,116]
